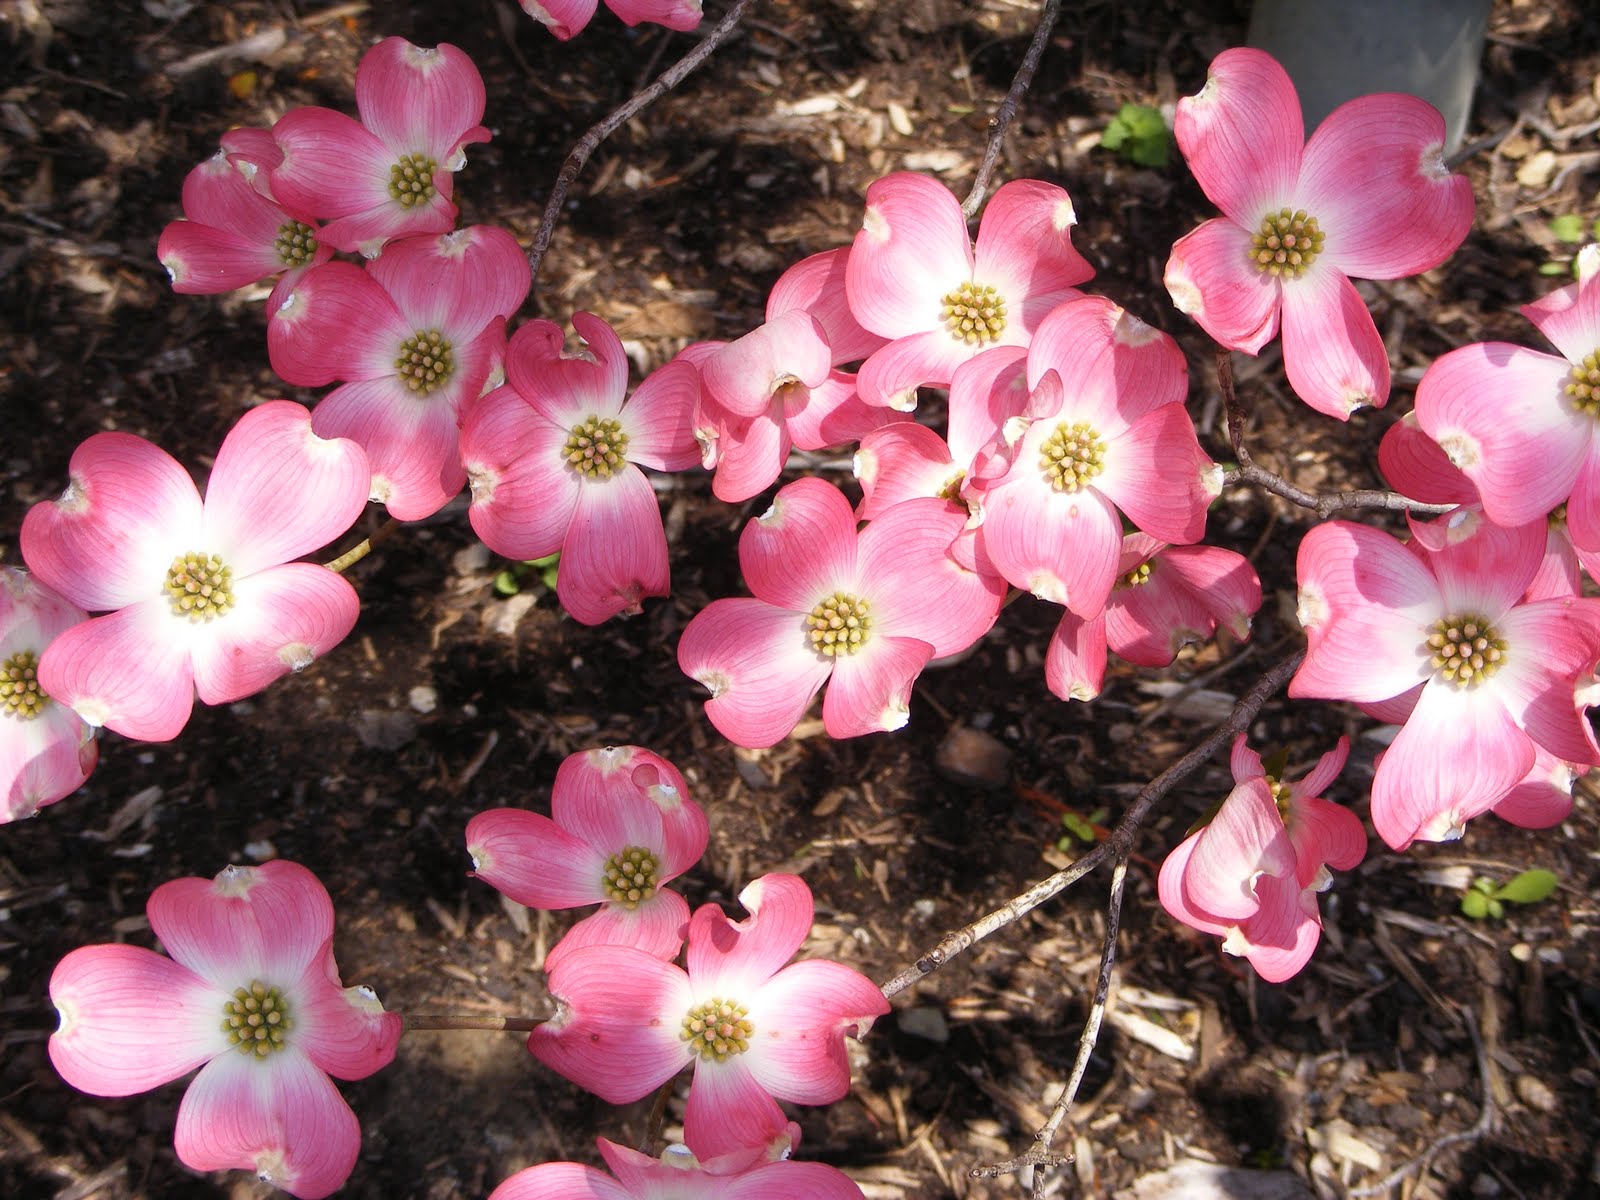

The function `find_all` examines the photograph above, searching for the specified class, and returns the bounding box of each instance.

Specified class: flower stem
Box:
[402,1014,546,1032]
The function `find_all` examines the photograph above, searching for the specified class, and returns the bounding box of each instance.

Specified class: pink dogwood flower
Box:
[1045,534,1262,702]
[49,860,402,1199]
[158,151,331,295]
[265,38,490,256]
[1158,735,1364,982]
[466,745,707,968]
[1163,47,1473,419]
[976,296,1220,618]
[268,224,530,520]
[489,1131,866,1200]
[1412,247,1600,551]
[520,0,702,41]
[460,312,700,624]
[846,172,1094,409]
[1291,513,1600,849]
[677,478,1004,747]
[1,568,97,822]
[21,402,371,743]
[530,873,889,1161]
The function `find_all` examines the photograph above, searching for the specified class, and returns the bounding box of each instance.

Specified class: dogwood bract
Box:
[467,745,707,968]
[49,860,402,1199]
[0,568,97,823]
[21,402,370,743]
[1158,735,1364,982]
[1291,513,1600,849]
[1164,47,1473,418]
[530,873,889,1160]
[678,477,1004,747]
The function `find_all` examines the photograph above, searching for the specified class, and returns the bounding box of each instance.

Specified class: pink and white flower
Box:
[1163,47,1473,418]
[846,173,1094,409]
[1,568,97,822]
[21,402,370,743]
[520,0,703,42]
[269,225,530,520]
[49,860,402,1199]
[461,312,700,625]
[158,151,331,295]
[1045,534,1262,702]
[489,1130,866,1200]
[677,478,1004,747]
[1158,735,1364,982]
[467,745,707,969]
[1412,250,1600,550]
[1291,513,1600,848]
[530,873,888,1161]
[976,296,1220,617]
[265,38,490,256]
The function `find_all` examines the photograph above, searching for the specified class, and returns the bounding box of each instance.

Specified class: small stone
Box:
[354,709,417,751]
[1383,1104,1423,1132]
[897,1006,948,1043]
[1515,1074,1558,1113]
[934,725,1011,789]
[408,685,438,714]
[242,839,276,863]
[452,543,491,574]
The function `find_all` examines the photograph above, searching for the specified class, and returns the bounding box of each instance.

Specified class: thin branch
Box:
[527,0,762,290]
[402,1014,544,1032]
[1348,1003,1496,1197]
[1217,347,1453,518]
[971,853,1130,1186]
[879,649,1304,999]
[961,0,1061,218]
[323,518,397,574]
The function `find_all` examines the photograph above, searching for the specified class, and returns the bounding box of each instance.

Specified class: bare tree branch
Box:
[527,0,762,290]
[961,0,1061,218]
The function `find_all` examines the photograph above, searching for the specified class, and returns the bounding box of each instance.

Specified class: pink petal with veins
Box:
[547,891,691,969]
[287,941,402,1080]
[269,262,405,386]
[149,861,335,987]
[368,225,530,334]
[1183,778,1296,921]
[467,808,607,908]
[686,874,814,994]
[267,108,395,224]
[1174,48,1303,224]
[605,0,704,32]
[1045,608,1107,702]
[854,423,958,520]
[684,1059,790,1162]
[847,172,972,338]
[745,958,888,1103]
[678,598,833,749]
[857,497,1002,655]
[1279,265,1389,417]
[625,359,702,471]
[767,246,886,365]
[354,39,487,167]
[821,634,933,738]
[738,477,859,611]
[310,376,465,521]
[557,467,669,624]
[461,385,580,560]
[1163,218,1282,353]
[1521,267,1600,364]
[37,601,197,742]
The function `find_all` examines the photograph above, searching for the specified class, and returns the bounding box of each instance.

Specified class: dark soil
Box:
[4,1,1600,1198]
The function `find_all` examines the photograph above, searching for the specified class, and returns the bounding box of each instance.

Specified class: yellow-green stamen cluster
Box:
[807,591,871,657]
[681,997,753,1061]
[222,981,292,1058]
[1566,352,1600,415]
[1268,776,1291,820]
[389,153,438,207]
[941,281,1007,345]
[1119,562,1153,589]
[395,330,454,395]
[563,416,629,477]
[166,553,234,621]
[1425,614,1506,688]
[1,650,47,719]
[273,220,318,268]
[601,846,659,909]
[1250,208,1324,278]
[1038,420,1106,492]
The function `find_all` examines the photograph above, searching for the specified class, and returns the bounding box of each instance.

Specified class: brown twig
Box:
[879,649,1305,999]
[971,853,1130,1189]
[527,0,762,291]
[961,0,1061,218]
[1217,347,1453,519]
[402,1014,544,1032]
[322,517,397,574]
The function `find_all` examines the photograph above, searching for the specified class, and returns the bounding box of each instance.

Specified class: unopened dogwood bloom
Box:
[678,478,1004,747]
[1292,512,1600,849]
[1412,246,1600,551]
[264,38,490,256]
[49,860,402,1199]
[467,745,707,968]
[158,151,331,295]
[1159,735,1364,982]
[531,873,889,1160]
[846,172,1094,409]
[489,1130,866,1200]
[1046,534,1261,702]
[21,402,370,742]
[461,312,700,624]
[976,296,1220,617]
[1,568,96,822]
[1164,47,1473,418]
[268,225,530,520]
[521,0,702,41]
